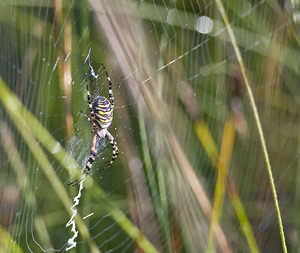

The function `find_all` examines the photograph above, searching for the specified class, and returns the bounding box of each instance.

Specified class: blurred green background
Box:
[0,0,300,252]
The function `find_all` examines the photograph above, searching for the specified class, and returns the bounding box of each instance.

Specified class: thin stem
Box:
[214,1,287,252]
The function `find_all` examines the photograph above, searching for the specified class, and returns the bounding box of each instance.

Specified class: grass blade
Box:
[214,1,287,252]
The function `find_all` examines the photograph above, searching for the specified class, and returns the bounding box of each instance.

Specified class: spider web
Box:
[0,0,299,252]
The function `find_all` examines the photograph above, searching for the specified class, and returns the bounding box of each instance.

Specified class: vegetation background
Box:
[0,0,299,252]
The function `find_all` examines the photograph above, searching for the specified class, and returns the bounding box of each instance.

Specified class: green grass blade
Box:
[0,77,160,253]
[214,1,287,252]
[0,227,24,253]
[194,119,260,253]
[206,116,235,253]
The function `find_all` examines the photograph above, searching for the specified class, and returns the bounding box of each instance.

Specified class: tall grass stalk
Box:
[0,122,53,250]
[214,1,287,252]
[194,119,260,253]
[206,115,235,253]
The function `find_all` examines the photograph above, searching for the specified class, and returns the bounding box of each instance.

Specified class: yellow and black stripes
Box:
[106,131,119,167]
[101,62,114,109]
[70,61,118,185]
[84,134,98,174]
[79,61,118,178]
[93,96,113,127]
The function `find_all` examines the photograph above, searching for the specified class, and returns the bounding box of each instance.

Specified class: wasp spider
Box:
[81,63,119,175]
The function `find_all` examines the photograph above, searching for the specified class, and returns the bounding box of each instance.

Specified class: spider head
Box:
[97,128,108,139]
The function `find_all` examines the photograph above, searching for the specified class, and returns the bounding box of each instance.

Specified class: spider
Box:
[81,62,119,175]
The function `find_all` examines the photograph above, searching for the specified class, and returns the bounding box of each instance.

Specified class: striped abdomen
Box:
[93,96,113,129]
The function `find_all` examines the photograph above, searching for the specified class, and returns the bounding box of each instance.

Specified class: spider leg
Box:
[100,62,114,110]
[105,131,119,168]
[69,118,100,185]
[68,179,79,186]
[85,76,96,120]
[81,110,98,130]
[84,134,98,174]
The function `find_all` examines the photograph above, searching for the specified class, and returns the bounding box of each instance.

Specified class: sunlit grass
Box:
[0,78,159,253]
[0,0,298,252]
